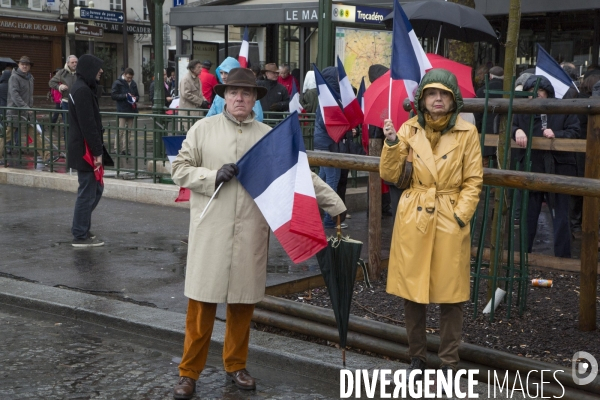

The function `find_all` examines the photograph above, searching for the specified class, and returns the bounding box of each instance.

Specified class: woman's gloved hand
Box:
[215,163,239,187]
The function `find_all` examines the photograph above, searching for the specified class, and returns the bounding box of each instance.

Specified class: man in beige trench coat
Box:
[170,68,346,399]
[178,60,206,129]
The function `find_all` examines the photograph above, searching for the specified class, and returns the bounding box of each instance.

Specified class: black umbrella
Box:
[384,1,497,51]
[0,57,17,70]
[316,218,370,366]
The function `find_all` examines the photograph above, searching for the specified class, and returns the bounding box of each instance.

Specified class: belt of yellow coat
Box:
[411,186,460,233]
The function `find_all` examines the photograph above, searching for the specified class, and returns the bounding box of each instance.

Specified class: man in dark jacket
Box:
[256,63,289,115]
[68,54,107,247]
[111,67,139,155]
[475,66,504,165]
[512,75,580,258]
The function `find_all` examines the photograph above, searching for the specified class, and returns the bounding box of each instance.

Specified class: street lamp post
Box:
[153,0,165,113]
[317,0,333,70]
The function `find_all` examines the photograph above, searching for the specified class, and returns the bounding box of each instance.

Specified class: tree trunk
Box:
[446,0,475,66]
[487,0,521,301]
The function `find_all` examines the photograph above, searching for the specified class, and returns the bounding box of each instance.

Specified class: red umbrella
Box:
[83,140,104,186]
[363,53,475,129]
[426,53,476,98]
[363,77,410,130]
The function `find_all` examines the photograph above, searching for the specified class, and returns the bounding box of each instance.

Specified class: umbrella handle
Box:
[337,215,342,238]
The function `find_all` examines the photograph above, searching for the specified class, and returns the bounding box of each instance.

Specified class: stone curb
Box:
[0,168,367,211]
[0,277,405,384]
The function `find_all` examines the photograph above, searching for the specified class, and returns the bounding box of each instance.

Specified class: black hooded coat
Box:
[511,75,580,171]
[67,55,106,172]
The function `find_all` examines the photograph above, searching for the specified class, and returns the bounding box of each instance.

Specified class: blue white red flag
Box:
[535,44,578,99]
[236,112,327,263]
[313,64,350,143]
[162,135,190,202]
[390,0,432,103]
[356,77,369,153]
[238,26,249,68]
[336,56,364,128]
[289,80,304,114]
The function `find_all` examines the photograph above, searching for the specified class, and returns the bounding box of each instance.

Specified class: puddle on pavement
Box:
[266,264,320,273]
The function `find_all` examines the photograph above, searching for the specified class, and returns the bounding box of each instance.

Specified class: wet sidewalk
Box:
[0,183,393,314]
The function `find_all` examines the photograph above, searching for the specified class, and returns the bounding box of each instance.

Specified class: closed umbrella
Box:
[384,1,497,52]
[316,218,369,366]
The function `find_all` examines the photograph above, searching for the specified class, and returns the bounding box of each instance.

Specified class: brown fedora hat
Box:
[261,63,278,74]
[214,68,268,100]
[18,56,33,67]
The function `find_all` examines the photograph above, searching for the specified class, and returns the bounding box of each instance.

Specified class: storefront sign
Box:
[91,21,152,35]
[284,8,319,22]
[0,17,65,36]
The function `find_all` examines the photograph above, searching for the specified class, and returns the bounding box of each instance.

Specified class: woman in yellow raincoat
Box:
[380,69,483,380]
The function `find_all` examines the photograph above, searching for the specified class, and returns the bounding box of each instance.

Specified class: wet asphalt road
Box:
[0,304,339,400]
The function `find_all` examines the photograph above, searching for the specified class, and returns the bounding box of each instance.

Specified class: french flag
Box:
[391,0,432,103]
[289,80,304,114]
[238,26,249,68]
[337,56,363,129]
[162,135,190,202]
[535,44,578,99]
[237,112,327,263]
[314,64,350,143]
[356,77,369,153]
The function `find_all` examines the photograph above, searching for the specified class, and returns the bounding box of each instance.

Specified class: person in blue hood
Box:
[512,75,580,258]
[205,57,263,121]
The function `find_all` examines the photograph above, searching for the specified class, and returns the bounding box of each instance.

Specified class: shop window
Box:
[10,0,29,9]
[110,0,122,11]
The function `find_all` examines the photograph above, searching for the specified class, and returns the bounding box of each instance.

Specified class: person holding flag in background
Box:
[379,0,482,390]
[170,68,345,399]
[313,65,350,228]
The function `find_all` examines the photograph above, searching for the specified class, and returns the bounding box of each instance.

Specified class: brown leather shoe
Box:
[173,376,196,399]
[227,368,256,390]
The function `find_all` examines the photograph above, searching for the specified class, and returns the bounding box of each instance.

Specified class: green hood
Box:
[414,68,464,134]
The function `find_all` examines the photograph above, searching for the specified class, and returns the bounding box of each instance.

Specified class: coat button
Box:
[442,155,447,159]
[238,129,242,133]
[417,206,422,211]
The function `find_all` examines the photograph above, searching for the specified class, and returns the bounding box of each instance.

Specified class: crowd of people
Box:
[2,53,600,398]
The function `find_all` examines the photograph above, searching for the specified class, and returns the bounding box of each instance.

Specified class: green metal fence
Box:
[469,77,551,321]
[0,107,365,186]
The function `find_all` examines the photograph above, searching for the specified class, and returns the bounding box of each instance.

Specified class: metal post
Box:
[580,114,600,331]
[122,0,129,69]
[316,0,333,69]
[152,0,165,113]
[88,1,95,55]
[224,25,229,58]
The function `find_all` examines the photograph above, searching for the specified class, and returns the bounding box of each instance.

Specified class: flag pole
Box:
[199,182,224,219]
[388,76,393,120]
